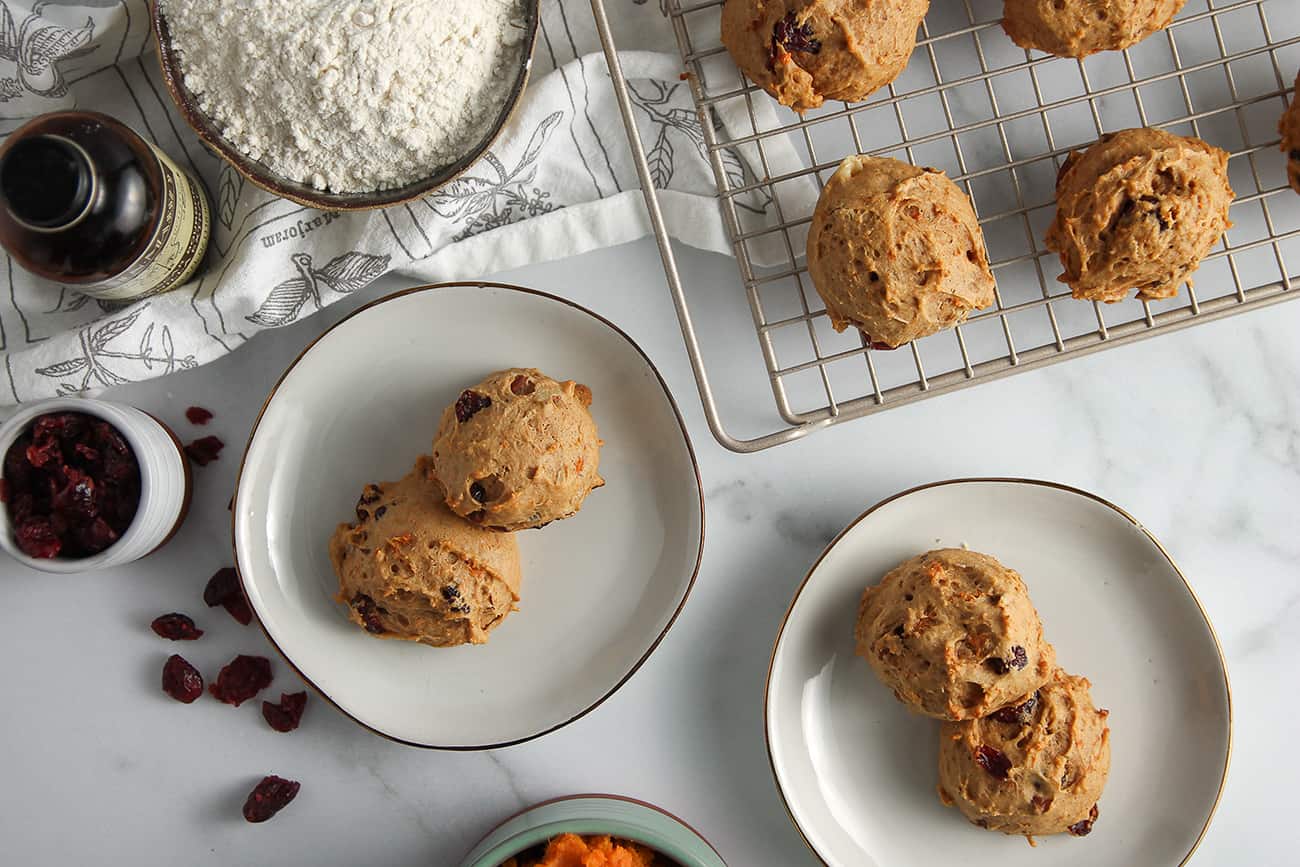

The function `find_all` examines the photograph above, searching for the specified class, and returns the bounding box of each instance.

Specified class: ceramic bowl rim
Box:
[763,477,1233,867]
[230,281,706,750]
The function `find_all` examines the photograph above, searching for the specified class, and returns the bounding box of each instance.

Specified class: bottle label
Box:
[79,144,211,301]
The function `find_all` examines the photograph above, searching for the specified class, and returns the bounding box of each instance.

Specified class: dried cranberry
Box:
[986,645,1028,675]
[991,691,1039,726]
[974,745,1012,780]
[162,654,204,703]
[151,613,204,641]
[1068,804,1099,837]
[242,775,300,823]
[1031,795,1053,814]
[351,594,385,634]
[454,389,491,423]
[184,406,214,425]
[509,375,535,395]
[204,567,253,625]
[209,655,273,706]
[262,691,308,733]
[15,517,61,558]
[767,11,822,71]
[184,435,224,466]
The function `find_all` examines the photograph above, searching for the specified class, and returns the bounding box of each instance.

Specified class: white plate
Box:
[766,479,1230,866]
[234,283,704,749]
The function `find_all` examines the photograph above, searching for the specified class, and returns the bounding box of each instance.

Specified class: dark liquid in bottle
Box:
[0,112,161,285]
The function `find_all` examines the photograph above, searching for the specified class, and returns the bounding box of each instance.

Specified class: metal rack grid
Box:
[591,0,1300,452]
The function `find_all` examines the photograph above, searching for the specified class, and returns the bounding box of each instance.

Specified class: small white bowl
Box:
[0,398,192,573]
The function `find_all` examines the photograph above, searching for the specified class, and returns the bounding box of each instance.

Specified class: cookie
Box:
[720,0,929,112]
[1280,70,1300,194]
[938,668,1111,839]
[1045,127,1233,303]
[807,155,996,348]
[1002,0,1187,58]
[432,368,603,532]
[329,456,522,647]
[854,549,1055,720]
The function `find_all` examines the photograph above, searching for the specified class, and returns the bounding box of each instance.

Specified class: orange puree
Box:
[503,833,660,867]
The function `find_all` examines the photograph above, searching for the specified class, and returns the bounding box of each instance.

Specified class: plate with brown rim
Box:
[765,479,1230,866]
[233,282,704,748]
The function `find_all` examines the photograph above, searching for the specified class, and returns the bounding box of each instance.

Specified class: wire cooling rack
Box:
[591,0,1300,452]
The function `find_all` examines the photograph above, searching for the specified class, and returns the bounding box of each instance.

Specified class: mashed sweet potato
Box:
[503,833,662,867]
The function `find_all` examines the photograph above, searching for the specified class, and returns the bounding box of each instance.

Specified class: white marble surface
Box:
[2,238,1298,865]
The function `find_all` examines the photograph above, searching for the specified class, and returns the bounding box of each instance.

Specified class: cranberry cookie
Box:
[329,456,522,647]
[1280,70,1300,194]
[1045,127,1233,303]
[807,155,996,348]
[1002,0,1187,58]
[854,549,1055,720]
[720,0,929,112]
[432,368,603,531]
[938,668,1111,838]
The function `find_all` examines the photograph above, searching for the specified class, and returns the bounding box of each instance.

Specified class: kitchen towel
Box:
[0,0,803,405]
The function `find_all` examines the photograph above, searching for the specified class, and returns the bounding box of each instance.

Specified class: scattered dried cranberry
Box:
[151,613,204,641]
[351,594,385,633]
[184,435,225,466]
[454,389,492,423]
[767,11,822,71]
[262,691,308,733]
[162,654,204,703]
[1031,795,1053,814]
[986,645,1028,675]
[242,775,300,823]
[184,406,214,425]
[1068,804,1099,837]
[2,411,141,558]
[209,655,273,706]
[991,691,1039,726]
[974,745,1012,780]
[509,374,535,395]
[204,567,253,625]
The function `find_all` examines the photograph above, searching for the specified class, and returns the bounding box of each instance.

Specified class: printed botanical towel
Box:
[0,0,802,405]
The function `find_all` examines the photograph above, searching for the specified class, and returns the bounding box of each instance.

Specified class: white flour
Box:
[160,0,527,192]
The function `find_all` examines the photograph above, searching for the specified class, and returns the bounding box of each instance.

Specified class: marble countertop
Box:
[3,238,1297,865]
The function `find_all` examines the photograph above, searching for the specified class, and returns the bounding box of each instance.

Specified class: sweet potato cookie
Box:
[1045,127,1233,303]
[807,155,995,348]
[854,548,1055,720]
[433,368,603,532]
[329,456,522,647]
[938,668,1111,839]
[1002,0,1187,58]
[720,0,929,111]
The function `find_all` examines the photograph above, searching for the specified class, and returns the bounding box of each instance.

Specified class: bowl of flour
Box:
[152,0,538,210]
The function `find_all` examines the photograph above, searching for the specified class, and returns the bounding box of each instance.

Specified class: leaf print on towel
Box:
[35,305,197,395]
[0,1,95,101]
[626,78,769,216]
[426,111,563,241]
[246,250,390,328]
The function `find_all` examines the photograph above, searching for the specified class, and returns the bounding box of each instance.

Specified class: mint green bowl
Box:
[459,795,728,867]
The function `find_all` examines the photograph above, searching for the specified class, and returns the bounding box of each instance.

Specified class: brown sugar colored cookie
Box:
[329,456,522,647]
[854,549,1055,721]
[720,0,930,112]
[807,155,996,348]
[1045,127,1233,303]
[1002,0,1187,58]
[1280,70,1300,194]
[938,668,1111,839]
[432,368,603,532]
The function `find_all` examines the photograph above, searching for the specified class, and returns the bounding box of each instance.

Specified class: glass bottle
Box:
[0,110,210,301]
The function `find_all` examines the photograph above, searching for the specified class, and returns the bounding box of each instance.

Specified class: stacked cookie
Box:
[854,548,1111,840]
[328,368,604,648]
